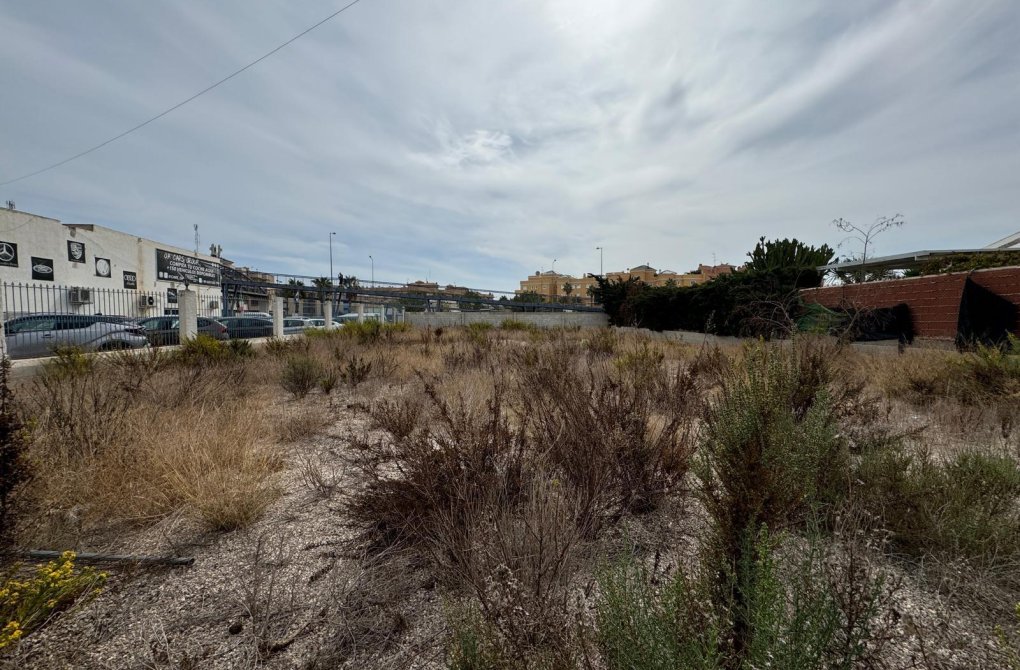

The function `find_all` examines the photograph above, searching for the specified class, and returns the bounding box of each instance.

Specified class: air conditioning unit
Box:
[138,295,156,309]
[68,287,92,304]
[208,300,220,309]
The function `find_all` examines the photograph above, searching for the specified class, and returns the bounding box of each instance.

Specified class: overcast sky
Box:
[2,0,1018,289]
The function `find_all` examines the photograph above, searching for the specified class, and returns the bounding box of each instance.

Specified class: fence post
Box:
[0,284,7,360]
[356,302,364,324]
[323,301,333,330]
[272,296,284,338]
[179,289,198,341]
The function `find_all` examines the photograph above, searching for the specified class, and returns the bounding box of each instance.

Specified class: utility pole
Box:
[596,246,603,275]
[329,232,336,280]
[369,255,374,284]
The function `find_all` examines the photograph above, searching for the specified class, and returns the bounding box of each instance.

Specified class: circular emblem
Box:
[32,263,52,274]
[96,259,111,276]
[0,243,14,263]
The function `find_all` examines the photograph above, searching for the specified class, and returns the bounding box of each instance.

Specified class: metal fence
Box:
[1,282,224,360]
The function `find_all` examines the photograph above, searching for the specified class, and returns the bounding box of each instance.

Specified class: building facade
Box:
[517,263,737,302]
[0,207,224,317]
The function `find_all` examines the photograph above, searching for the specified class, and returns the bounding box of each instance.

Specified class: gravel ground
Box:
[2,400,448,670]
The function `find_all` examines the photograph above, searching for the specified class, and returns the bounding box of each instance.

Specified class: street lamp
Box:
[552,258,557,273]
[595,246,603,276]
[369,255,374,285]
[329,232,336,280]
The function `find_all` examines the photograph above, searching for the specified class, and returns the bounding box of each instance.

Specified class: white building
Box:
[0,207,224,317]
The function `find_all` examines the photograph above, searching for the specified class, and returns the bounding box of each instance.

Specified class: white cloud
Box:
[1,0,1018,288]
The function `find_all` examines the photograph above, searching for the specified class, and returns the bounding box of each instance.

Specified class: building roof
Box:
[818,232,1020,272]
[630,264,655,271]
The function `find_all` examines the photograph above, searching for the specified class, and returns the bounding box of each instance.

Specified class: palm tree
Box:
[284,278,305,299]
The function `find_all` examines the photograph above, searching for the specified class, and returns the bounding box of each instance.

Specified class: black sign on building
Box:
[67,240,86,263]
[31,257,54,281]
[95,257,112,278]
[0,241,19,268]
[155,249,221,286]
[167,288,178,304]
[123,271,138,290]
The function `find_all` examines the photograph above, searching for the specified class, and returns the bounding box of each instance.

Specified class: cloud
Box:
[1,0,1018,288]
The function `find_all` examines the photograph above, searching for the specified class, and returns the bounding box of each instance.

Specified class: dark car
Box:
[4,313,150,359]
[136,316,229,346]
[218,316,274,339]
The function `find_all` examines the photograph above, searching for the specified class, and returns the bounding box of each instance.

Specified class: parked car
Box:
[136,316,229,346]
[4,313,150,360]
[283,317,312,335]
[218,316,274,339]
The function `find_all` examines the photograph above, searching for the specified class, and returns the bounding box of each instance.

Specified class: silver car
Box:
[4,314,150,360]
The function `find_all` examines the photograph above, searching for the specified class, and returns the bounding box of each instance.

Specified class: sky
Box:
[2,0,1019,290]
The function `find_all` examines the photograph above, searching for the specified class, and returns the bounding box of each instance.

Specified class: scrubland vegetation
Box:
[0,323,1018,668]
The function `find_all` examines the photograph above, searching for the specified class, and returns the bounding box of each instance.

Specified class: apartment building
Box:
[517,263,737,302]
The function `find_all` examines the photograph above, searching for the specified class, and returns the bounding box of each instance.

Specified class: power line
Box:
[0,0,365,187]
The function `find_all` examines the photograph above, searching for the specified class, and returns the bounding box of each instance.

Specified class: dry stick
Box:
[21,550,194,566]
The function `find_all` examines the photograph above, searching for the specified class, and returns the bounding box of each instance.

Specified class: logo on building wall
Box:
[31,257,54,281]
[123,271,138,289]
[0,242,18,268]
[95,257,111,278]
[167,288,178,304]
[67,241,86,263]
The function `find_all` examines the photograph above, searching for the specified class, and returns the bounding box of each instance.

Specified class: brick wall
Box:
[800,266,1020,339]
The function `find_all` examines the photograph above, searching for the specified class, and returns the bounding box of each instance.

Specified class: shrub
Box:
[499,318,537,333]
[175,334,232,365]
[341,355,373,388]
[319,367,340,395]
[0,358,31,552]
[856,446,1020,560]
[280,355,321,399]
[346,380,531,552]
[341,320,383,344]
[0,551,106,651]
[583,328,618,357]
[698,342,849,554]
[596,529,891,670]
[228,338,255,359]
[519,348,700,526]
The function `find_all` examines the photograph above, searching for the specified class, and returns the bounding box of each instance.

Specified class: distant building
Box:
[517,263,737,303]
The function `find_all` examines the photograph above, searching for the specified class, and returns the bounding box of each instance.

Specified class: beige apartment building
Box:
[517,263,737,303]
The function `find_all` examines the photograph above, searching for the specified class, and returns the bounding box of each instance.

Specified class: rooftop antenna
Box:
[713,252,717,265]
[193,224,200,255]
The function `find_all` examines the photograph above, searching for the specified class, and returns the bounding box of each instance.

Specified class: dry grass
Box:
[6,324,1020,668]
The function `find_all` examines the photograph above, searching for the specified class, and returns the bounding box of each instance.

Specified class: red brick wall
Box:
[800,266,1020,339]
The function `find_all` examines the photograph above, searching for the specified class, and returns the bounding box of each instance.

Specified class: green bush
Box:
[699,343,849,558]
[856,446,1020,559]
[280,355,322,398]
[499,318,537,333]
[596,529,886,670]
[175,334,231,365]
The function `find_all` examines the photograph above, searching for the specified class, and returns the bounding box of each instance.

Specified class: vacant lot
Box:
[2,323,1019,669]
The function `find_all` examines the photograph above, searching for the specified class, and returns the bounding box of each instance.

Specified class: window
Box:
[10,316,58,333]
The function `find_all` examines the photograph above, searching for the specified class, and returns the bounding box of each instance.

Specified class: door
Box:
[5,315,60,358]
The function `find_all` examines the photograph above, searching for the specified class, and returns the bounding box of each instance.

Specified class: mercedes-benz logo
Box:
[0,243,14,263]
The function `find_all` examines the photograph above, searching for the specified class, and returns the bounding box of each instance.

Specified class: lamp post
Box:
[369,255,374,285]
[329,232,336,280]
[552,258,557,273]
[596,246,603,276]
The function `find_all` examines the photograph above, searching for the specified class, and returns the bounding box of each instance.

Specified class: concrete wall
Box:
[0,208,222,316]
[407,311,609,329]
[801,267,1020,340]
